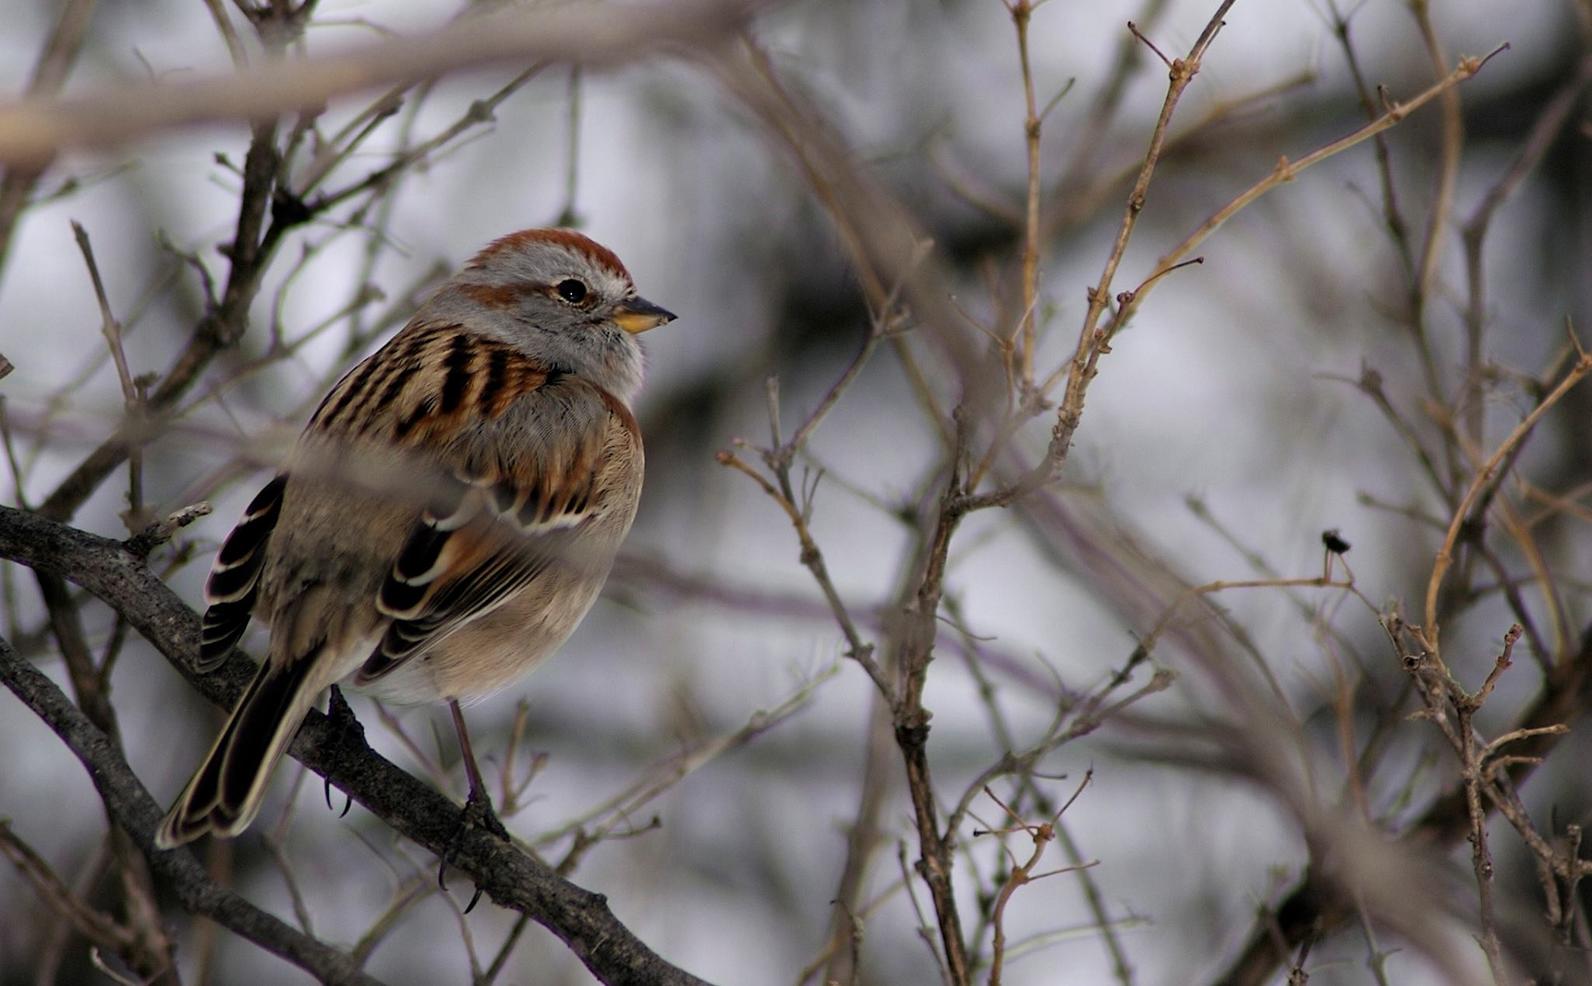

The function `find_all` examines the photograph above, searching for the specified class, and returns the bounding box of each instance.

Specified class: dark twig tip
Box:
[1321,529,1351,554]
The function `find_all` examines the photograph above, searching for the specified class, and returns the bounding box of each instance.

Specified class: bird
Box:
[156,228,674,852]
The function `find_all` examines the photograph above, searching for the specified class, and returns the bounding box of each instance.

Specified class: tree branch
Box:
[0,0,760,167]
[1211,620,1592,986]
[0,635,384,986]
[0,504,716,986]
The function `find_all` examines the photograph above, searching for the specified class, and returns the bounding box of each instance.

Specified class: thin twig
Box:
[1422,347,1592,650]
[1126,44,1511,333]
[716,450,890,696]
[1009,0,1046,387]
[1459,54,1592,450]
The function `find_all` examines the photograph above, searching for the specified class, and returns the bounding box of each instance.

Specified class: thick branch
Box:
[0,0,759,167]
[0,505,715,986]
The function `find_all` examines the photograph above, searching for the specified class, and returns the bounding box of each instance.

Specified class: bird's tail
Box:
[155,654,319,849]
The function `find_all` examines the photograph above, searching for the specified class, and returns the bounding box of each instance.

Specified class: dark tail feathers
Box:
[155,656,318,849]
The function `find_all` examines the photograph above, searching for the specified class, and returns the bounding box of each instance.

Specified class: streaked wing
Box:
[198,474,287,670]
[358,474,595,680]
[317,323,625,685]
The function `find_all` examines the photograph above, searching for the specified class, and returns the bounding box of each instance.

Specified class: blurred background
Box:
[1,1,1588,984]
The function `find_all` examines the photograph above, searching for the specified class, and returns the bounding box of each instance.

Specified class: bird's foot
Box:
[437,784,511,913]
[322,685,362,818]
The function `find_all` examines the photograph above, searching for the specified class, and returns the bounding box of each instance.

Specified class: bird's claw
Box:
[437,784,509,913]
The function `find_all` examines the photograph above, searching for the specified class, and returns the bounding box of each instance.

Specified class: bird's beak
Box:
[612,296,676,334]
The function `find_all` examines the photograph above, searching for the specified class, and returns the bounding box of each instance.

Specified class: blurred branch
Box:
[715,449,890,695]
[308,61,548,210]
[706,40,985,398]
[0,821,138,969]
[1421,346,1592,652]
[1409,0,1464,334]
[35,116,290,524]
[534,660,842,853]
[29,0,572,528]
[1460,54,1592,445]
[717,7,1260,981]
[613,553,1074,701]
[945,668,1173,843]
[815,691,896,986]
[31,208,179,981]
[0,637,384,986]
[1008,0,1048,388]
[1054,819,1136,986]
[1052,0,1169,197]
[0,0,761,167]
[0,505,717,986]
[0,0,94,285]
[1042,64,1317,238]
[1212,620,1592,986]
[1324,0,1415,283]
[1114,42,1511,343]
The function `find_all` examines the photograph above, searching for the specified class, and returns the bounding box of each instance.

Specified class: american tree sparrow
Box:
[157,229,674,850]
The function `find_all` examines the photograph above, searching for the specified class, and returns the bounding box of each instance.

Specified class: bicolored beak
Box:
[612,296,676,334]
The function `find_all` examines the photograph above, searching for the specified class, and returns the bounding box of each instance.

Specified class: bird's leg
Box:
[439,699,509,912]
[322,685,360,817]
[452,699,510,839]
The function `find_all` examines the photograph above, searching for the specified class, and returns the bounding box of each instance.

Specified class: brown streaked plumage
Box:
[157,229,673,850]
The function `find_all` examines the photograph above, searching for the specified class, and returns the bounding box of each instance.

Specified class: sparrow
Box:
[156,228,674,851]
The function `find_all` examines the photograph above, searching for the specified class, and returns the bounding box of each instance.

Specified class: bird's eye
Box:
[555,279,589,304]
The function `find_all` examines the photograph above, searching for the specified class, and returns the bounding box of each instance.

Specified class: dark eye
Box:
[555,279,588,304]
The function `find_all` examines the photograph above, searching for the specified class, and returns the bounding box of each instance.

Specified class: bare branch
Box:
[1423,350,1592,650]
[0,505,716,986]
[0,636,385,986]
[0,0,761,167]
